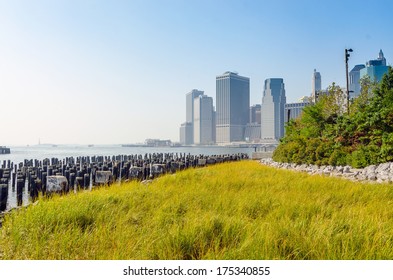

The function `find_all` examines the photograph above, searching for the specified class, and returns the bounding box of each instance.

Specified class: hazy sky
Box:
[1,0,392,145]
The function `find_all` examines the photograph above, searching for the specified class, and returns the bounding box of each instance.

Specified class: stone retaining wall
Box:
[260,158,393,184]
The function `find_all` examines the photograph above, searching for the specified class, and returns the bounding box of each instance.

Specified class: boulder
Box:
[95,171,113,185]
[343,166,352,173]
[46,176,68,193]
[129,166,143,180]
[151,164,166,178]
[367,173,377,181]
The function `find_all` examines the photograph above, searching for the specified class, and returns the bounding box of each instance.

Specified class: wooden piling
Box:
[16,179,24,207]
[83,174,89,189]
[0,183,8,211]
[30,177,39,202]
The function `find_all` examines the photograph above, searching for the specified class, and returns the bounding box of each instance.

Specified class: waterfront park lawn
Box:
[1,160,393,259]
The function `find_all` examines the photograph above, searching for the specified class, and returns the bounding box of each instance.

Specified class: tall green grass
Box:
[1,161,393,259]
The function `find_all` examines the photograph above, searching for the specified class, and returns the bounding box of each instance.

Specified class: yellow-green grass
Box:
[1,160,393,260]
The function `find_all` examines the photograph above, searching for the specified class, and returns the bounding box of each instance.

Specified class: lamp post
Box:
[345,48,353,114]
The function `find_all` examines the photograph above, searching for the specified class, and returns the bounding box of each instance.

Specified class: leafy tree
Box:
[273,67,393,167]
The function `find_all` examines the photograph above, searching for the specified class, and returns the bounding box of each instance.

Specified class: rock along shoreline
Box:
[260,158,393,184]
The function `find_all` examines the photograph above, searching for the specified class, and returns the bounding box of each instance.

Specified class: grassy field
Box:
[1,160,393,260]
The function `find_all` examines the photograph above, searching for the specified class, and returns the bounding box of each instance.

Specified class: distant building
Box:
[349,64,366,99]
[179,89,204,145]
[249,104,261,124]
[367,49,387,67]
[179,122,193,145]
[244,123,261,142]
[194,95,214,145]
[261,78,286,140]
[216,71,250,143]
[212,110,216,143]
[245,105,262,142]
[285,102,309,123]
[145,139,172,147]
[359,49,389,87]
[311,69,321,103]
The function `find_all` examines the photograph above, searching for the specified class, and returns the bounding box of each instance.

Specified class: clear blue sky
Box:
[1,0,392,145]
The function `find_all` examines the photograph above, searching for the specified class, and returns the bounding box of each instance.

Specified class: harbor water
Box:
[0,145,254,164]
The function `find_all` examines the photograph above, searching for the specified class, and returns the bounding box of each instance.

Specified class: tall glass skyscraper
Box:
[261,78,286,140]
[360,50,389,84]
[216,72,250,143]
[311,69,321,103]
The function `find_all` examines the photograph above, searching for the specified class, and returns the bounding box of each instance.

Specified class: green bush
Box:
[348,148,369,168]
[328,148,347,166]
[273,67,393,168]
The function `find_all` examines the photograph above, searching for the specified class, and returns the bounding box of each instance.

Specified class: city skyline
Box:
[1,0,393,145]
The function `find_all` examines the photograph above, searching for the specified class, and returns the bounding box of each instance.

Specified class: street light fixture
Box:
[345,48,353,114]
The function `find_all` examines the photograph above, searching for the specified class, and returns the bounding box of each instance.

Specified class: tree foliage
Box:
[273,67,393,168]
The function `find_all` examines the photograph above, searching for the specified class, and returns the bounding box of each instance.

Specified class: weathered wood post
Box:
[12,172,16,188]
[69,173,76,191]
[75,177,83,191]
[35,179,42,195]
[41,172,47,196]
[83,173,89,189]
[65,170,70,188]
[16,179,24,206]
[30,177,39,202]
[0,183,8,211]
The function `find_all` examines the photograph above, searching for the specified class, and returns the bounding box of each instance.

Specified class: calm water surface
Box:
[1,145,254,165]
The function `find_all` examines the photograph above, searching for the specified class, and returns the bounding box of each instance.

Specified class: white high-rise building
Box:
[194,95,214,145]
[261,78,286,140]
[179,89,204,145]
[311,69,321,103]
[186,89,204,123]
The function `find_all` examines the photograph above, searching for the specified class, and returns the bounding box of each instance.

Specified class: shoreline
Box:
[260,158,393,184]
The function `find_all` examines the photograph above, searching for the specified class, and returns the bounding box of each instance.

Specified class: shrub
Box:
[328,148,347,166]
[274,67,393,167]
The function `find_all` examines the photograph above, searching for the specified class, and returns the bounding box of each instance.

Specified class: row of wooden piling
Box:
[0,152,248,212]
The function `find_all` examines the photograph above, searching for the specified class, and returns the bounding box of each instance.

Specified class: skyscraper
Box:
[261,78,286,140]
[249,104,261,124]
[349,64,366,99]
[179,89,204,145]
[186,89,204,124]
[216,72,250,143]
[360,49,389,84]
[194,95,214,145]
[311,69,321,103]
